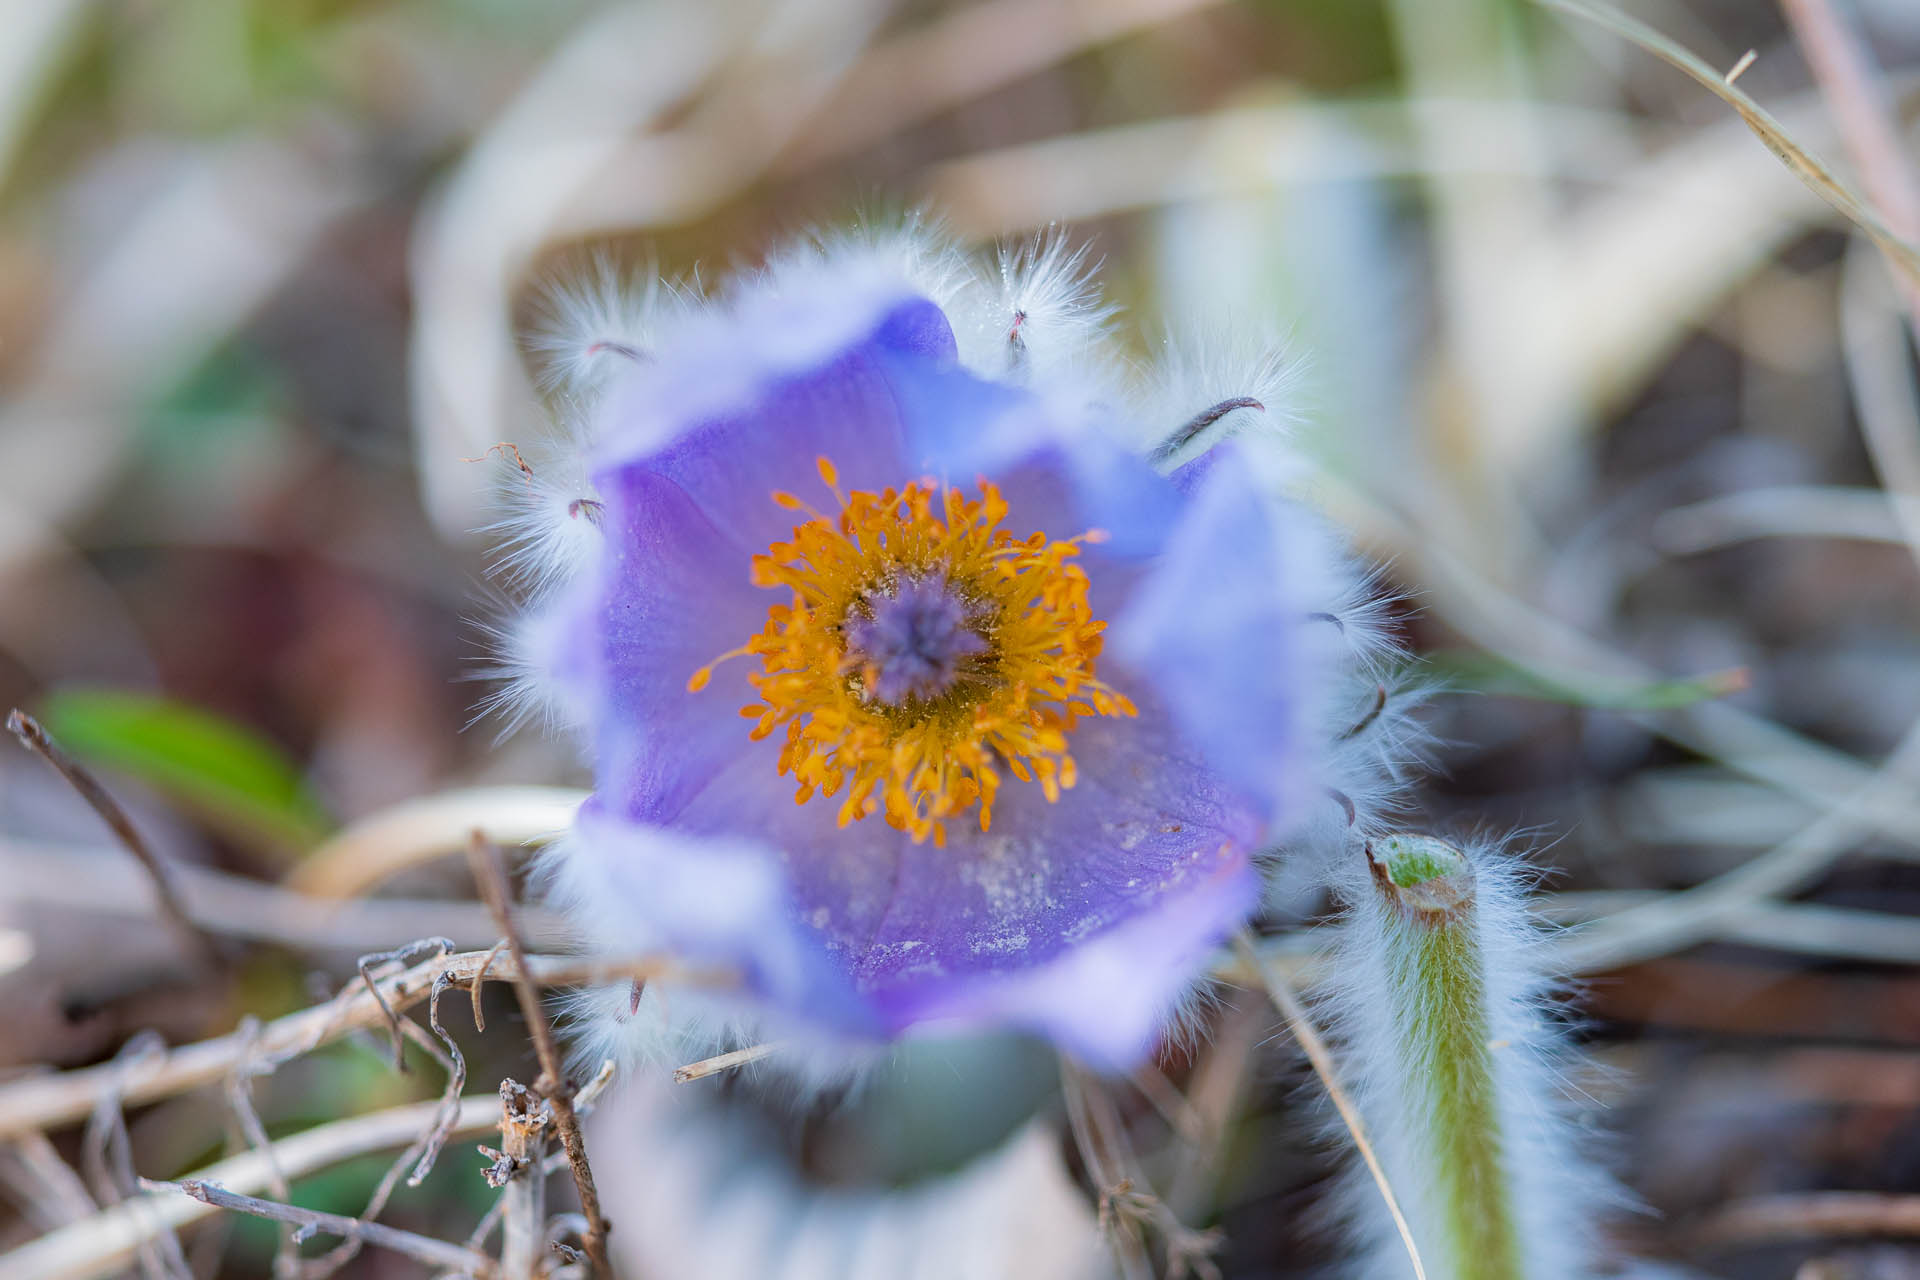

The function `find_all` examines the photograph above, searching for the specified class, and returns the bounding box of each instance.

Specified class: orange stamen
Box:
[690,458,1133,844]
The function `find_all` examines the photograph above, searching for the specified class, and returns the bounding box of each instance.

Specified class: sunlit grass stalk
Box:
[1331,834,1595,1280]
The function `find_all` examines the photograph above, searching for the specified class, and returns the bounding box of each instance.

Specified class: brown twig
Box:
[163,1180,497,1277]
[6,710,218,967]
[466,832,612,1277]
[0,949,688,1142]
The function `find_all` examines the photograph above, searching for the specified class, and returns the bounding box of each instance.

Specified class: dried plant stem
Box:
[0,1094,499,1280]
[5,710,217,967]
[491,1081,550,1279]
[1231,930,1428,1280]
[673,1042,782,1083]
[466,833,612,1278]
[1779,0,1920,274]
[0,949,684,1141]
[164,1181,495,1278]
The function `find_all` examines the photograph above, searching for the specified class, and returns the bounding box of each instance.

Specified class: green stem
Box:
[1368,834,1525,1280]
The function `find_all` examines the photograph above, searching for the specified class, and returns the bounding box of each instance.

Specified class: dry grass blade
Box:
[1538,0,1920,289]
[6,710,217,967]
[673,1042,782,1083]
[1231,930,1428,1280]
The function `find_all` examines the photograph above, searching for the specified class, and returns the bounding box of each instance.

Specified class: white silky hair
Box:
[1315,834,1614,1280]
[1133,318,1306,460]
[524,254,693,402]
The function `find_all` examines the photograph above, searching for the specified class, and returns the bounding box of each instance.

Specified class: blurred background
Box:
[3,0,1920,1276]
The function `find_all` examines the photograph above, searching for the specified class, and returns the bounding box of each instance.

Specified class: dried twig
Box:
[0,1132,96,1231]
[491,1080,552,1279]
[224,1021,297,1280]
[299,1008,465,1280]
[163,1181,496,1277]
[466,832,612,1277]
[1232,929,1428,1280]
[0,1094,500,1280]
[79,1033,190,1280]
[1061,1060,1221,1280]
[673,1042,782,1083]
[6,710,217,967]
[358,938,455,1071]
[0,949,688,1141]
[412,969,472,1186]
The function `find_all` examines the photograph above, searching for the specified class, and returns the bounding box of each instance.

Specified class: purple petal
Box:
[668,695,1263,1067]
[1109,442,1339,829]
[562,291,958,825]
[570,801,872,1031]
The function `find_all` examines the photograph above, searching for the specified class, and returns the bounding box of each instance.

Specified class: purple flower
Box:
[525,246,1357,1072]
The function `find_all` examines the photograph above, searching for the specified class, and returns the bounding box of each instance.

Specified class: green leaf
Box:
[1421,650,1748,711]
[38,688,332,858]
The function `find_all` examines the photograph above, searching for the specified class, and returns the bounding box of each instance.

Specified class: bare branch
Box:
[6,710,218,967]
[466,833,612,1277]
[493,1080,552,1279]
[0,949,691,1141]
[0,1090,502,1280]
[80,1033,191,1280]
[165,1180,497,1278]
[358,938,455,1071]
[0,1132,96,1231]
[224,1021,297,1279]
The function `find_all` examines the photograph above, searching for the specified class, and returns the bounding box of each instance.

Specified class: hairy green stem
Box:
[1368,834,1524,1280]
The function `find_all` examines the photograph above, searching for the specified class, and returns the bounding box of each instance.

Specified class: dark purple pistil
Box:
[843,575,989,705]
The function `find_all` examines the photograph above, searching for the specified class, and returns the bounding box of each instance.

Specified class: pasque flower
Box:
[497,229,1407,1072]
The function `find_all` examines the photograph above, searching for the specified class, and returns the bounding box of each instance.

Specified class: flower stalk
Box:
[1355,834,1532,1280]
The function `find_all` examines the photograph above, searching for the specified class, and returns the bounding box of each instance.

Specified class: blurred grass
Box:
[1,0,1919,1275]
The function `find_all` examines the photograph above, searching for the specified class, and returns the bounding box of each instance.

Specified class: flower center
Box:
[842,574,989,706]
[689,456,1135,846]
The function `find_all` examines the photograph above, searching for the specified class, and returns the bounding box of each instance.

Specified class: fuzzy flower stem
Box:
[1363,835,1524,1280]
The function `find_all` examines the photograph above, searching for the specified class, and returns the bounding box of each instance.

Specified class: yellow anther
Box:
[689,457,1133,844]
